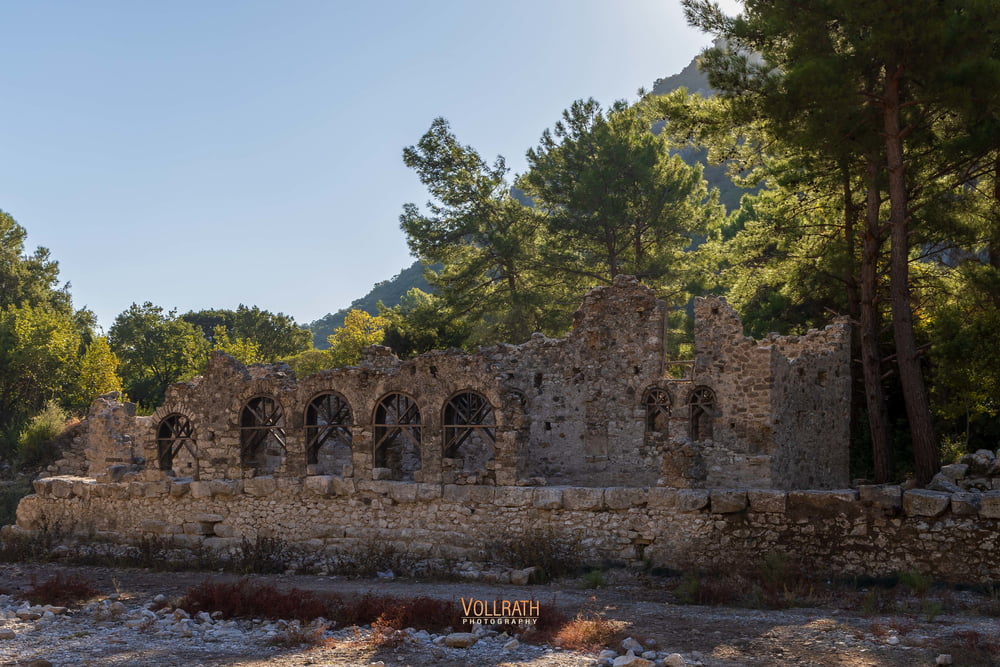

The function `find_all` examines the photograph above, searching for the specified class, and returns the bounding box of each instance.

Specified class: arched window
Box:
[240,396,286,474]
[688,386,716,441]
[156,413,196,474]
[305,392,353,475]
[443,391,495,473]
[643,388,671,433]
[373,393,421,481]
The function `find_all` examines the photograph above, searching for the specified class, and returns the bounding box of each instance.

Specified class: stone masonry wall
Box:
[64,278,851,492]
[15,477,1000,584]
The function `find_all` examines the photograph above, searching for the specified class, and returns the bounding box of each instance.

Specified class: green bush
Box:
[17,402,68,468]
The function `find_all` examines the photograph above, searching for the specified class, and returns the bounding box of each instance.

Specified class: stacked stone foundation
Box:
[14,476,1000,584]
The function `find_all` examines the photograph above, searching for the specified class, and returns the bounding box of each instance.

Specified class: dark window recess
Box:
[156,413,196,472]
[304,392,353,474]
[643,388,671,433]
[239,396,286,475]
[373,393,422,481]
[688,386,717,441]
[443,392,496,473]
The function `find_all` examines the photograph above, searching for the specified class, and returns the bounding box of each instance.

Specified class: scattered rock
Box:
[621,636,643,652]
[443,631,479,648]
[613,651,654,667]
[510,566,539,586]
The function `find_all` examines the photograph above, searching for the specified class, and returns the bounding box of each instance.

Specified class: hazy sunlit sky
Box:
[1,0,734,331]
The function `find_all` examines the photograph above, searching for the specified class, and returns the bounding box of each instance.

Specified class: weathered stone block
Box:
[167,480,191,498]
[213,524,236,538]
[243,477,277,497]
[194,513,224,523]
[71,479,95,499]
[415,483,442,501]
[979,490,1000,518]
[950,492,981,516]
[563,487,605,511]
[304,475,333,496]
[357,480,391,496]
[31,480,49,497]
[442,485,471,503]
[189,481,212,499]
[388,483,417,503]
[533,487,564,510]
[675,489,710,512]
[50,479,73,499]
[940,463,969,480]
[605,487,647,509]
[144,481,168,497]
[787,489,858,513]
[646,488,678,508]
[493,486,532,507]
[467,486,496,504]
[747,489,786,513]
[928,473,962,494]
[331,477,356,496]
[858,485,902,510]
[208,479,243,497]
[711,489,748,514]
[903,489,951,517]
[275,478,301,493]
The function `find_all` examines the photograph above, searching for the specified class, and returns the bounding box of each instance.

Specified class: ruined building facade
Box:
[20,279,1000,584]
[73,276,851,491]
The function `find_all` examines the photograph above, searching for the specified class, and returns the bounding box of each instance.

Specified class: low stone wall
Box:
[12,477,1000,584]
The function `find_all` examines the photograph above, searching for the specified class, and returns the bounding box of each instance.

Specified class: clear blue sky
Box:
[1,0,729,332]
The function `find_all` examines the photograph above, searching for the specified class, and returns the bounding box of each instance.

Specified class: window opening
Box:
[689,386,716,441]
[373,393,421,481]
[240,396,286,475]
[443,391,495,473]
[156,413,196,475]
[305,392,353,475]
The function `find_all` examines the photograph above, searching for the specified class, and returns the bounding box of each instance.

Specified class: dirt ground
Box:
[1,562,999,666]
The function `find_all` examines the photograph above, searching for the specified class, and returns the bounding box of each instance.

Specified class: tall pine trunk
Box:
[861,157,894,482]
[882,61,938,484]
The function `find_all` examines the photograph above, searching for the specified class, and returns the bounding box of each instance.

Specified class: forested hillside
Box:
[305,261,431,349]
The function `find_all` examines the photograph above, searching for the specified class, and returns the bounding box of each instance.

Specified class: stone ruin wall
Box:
[62,277,852,492]
[38,277,983,580]
[16,477,1000,584]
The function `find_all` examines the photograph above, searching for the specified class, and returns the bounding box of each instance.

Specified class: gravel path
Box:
[0,563,997,666]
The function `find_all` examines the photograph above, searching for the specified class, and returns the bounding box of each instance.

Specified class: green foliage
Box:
[65,336,122,412]
[0,209,72,314]
[523,98,725,290]
[108,302,210,409]
[307,261,432,349]
[326,309,387,368]
[401,118,571,346]
[210,325,264,365]
[0,303,81,451]
[16,401,68,468]
[380,288,469,358]
[182,305,311,360]
[283,348,334,378]
[926,263,1000,449]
